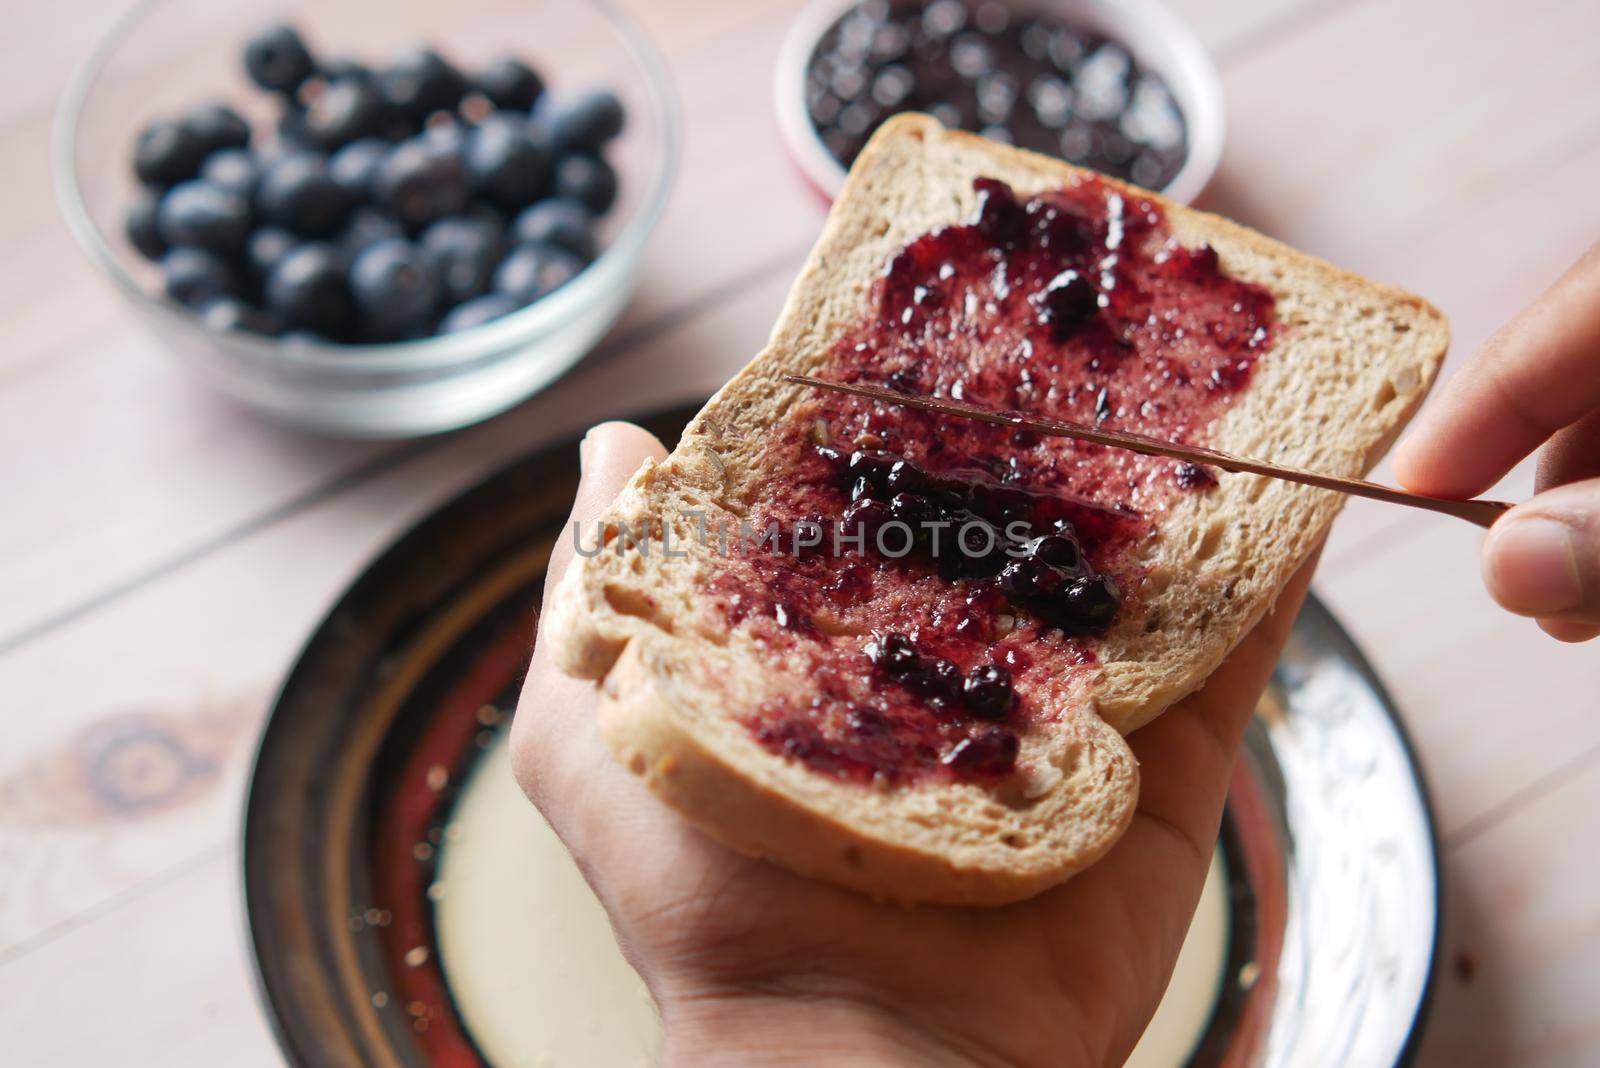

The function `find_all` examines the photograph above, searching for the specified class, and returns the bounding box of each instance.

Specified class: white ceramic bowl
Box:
[776,0,1224,204]
[57,0,679,438]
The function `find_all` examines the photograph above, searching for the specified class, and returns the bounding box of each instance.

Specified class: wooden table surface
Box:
[3,0,1597,1064]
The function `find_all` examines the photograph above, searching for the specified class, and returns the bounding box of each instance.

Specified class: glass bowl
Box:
[56,0,678,438]
[776,0,1224,205]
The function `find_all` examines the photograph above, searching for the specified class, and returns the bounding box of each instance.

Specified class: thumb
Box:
[513,421,668,816]
[1483,477,1600,641]
[543,420,670,602]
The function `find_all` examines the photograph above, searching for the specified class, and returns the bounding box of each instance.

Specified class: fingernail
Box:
[1487,517,1583,614]
[1538,618,1600,644]
[1391,432,1416,471]
[578,430,595,474]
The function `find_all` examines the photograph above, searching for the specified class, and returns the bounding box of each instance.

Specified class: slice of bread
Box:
[545,114,1447,906]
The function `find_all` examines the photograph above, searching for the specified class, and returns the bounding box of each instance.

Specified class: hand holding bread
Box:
[512,421,1322,1068]
[538,116,1445,904]
[1396,241,1600,642]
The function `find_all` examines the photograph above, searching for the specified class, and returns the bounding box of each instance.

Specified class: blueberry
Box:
[510,198,596,261]
[256,154,352,237]
[492,241,585,304]
[884,458,928,495]
[962,664,1014,720]
[200,297,282,336]
[465,114,553,211]
[839,497,890,541]
[265,243,353,337]
[156,180,252,252]
[865,632,919,677]
[476,56,544,111]
[338,207,406,262]
[998,557,1060,601]
[304,77,386,149]
[200,148,259,198]
[971,176,1025,244]
[349,237,439,338]
[544,89,625,153]
[940,512,1006,578]
[379,47,468,122]
[1025,199,1088,251]
[178,104,249,164]
[133,119,206,187]
[125,189,166,260]
[1026,533,1083,571]
[182,103,251,156]
[1034,269,1098,336]
[247,226,298,278]
[328,138,390,201]
[162,246,239,307]
[437,292,518,334]
[847,449,899,490]
[420,116,470,156]
[244,24,316,95]
[374,137,471,229]
[1045,575,1121,635]
[872,65,915,108]
[906,656,962,702]
[420,214,503,305]
[551,153,618,214]
[887,490,927,528]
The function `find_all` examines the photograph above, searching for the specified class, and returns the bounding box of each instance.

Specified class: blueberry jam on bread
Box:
[547,115,1446,904]
[727,174,1276,786]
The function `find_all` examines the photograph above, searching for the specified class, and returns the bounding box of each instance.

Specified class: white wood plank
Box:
[1416,762,1600,1067]
[0,847,283,1068]
[1203,0,1600,269]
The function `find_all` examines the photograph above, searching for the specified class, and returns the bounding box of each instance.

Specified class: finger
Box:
[1128,541,1323,849]
[1537,408,1600,493]
[1538,619,1600,643]
[542,421,670,604]
[1393,242,1600,497]
[1081,543,1322,1055]
[512,422,668,809]
[1483,477,1600,625]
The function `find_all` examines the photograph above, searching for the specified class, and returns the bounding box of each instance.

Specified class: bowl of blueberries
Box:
[777,0,1223,205]
[56,0,678,437]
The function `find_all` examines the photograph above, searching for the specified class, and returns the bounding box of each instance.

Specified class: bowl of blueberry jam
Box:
[778,0,1222,203]
[56,0,678,437]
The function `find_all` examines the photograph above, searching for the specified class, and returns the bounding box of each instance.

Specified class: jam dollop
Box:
[817,444,1124,634]
[728,175,1276,786]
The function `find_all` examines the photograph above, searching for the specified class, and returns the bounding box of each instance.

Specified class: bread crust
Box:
[546,114,1447,905]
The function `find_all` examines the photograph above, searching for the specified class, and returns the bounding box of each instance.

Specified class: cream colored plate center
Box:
[435,732,1228,1068]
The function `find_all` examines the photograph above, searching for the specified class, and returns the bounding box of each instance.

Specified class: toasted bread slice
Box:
[545,115,1447,905]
